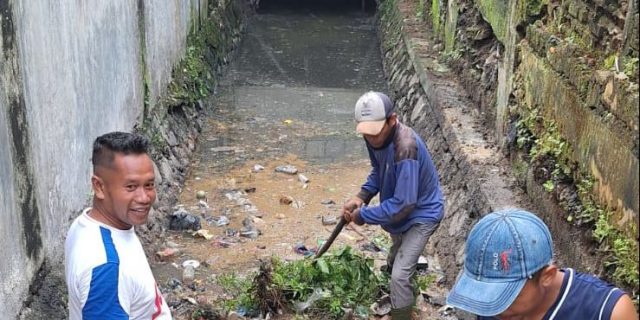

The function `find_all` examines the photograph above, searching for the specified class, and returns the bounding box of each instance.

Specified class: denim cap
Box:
[354,91,394,135]
[446,208,553,316]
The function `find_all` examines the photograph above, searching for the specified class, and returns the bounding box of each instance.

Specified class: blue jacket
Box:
[358,122,444,234]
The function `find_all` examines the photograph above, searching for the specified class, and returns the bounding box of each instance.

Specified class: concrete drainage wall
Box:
[0,0,247,318]
[376,0,608,291]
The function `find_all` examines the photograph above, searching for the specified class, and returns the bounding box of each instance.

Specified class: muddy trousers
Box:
[387,222,440,309]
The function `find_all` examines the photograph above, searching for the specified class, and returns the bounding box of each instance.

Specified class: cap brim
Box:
[446,270,526,317]
[356,120,385,135]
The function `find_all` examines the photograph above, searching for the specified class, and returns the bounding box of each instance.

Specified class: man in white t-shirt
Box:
[65,131,172,319]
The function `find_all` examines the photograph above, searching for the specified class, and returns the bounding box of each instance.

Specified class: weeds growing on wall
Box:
[379,0,403,51]
[515,108,639,294]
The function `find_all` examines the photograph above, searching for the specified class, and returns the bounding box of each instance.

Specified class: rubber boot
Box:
[389,305,413,320]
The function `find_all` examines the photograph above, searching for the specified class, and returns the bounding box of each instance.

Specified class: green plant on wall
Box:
[416,0,425,20]
[430,0,441,33]
[379,0,403,51]
[514,107,638,293]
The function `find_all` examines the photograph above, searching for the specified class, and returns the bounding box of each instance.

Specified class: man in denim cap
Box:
[447,208,637,320]
[342,91,444,319]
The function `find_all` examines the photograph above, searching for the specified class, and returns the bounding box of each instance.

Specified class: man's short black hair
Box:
[92,132,150,170]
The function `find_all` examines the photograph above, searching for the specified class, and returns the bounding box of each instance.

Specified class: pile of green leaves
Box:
[271,246,388,317]
[217,246,388,318]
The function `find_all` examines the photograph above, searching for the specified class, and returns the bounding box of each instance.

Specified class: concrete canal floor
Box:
[149,1,455,319]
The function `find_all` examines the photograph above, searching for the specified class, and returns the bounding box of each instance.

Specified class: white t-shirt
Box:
[65,208,172,319]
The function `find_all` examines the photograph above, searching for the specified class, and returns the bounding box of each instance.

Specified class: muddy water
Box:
[151,4,394,318]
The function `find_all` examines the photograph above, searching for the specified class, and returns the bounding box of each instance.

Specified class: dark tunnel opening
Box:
[256,0,378,14]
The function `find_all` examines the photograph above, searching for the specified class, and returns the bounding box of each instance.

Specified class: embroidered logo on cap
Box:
[500,248,512,272]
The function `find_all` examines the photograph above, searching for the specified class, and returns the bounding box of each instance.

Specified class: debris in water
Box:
[370,294,391,316]
[194,229,214,240]
[279,195,293,205]
[169,209,201,231]
[156,248,180,260]
[321,215,338,225]
[298,174,310,184]
[275,164,298,175]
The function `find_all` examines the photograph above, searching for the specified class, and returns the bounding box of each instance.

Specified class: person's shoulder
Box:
[393,123,417,161]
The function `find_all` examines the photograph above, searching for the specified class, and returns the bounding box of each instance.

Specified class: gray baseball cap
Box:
[354,91,394,135]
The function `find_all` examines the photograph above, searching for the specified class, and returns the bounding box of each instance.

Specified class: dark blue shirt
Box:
[478,268,626,320]
[359,122,444,234]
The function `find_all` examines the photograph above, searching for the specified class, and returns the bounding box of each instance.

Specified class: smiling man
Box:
[65,132,172,319]
[342,91,444,320]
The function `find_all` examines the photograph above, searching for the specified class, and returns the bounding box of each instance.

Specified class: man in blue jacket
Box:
[342,91,444,320]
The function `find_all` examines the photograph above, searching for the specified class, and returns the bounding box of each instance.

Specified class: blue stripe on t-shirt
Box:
[82,227,128,319]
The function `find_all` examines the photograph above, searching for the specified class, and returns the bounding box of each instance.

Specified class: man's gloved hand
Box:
[343,207,365,226]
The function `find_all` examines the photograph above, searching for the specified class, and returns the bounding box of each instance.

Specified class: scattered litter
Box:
[279,196,293,205]
[185,297,198,305]
[290,199,305,209]
[417,255,428,271]
[169,209,201,231]
[438,305,455,316]
[294,244,317,257]
[156,248,179,260]
[361,242,382,253]
[275,165,298,175]
[276,213,286,219]
[165,241,180,249]
[283,119,293,125]
[182,265,195,286]
[167,278,182,290]
[212,237,234,248]
[196,190,207,200]
[293,288,329,312]
[298,174,310,184]
[321,216,338,225]
[225,228,238,237]
[244,187,256,193]
[253,164,265,172]
[182,260,201,269]
[240,227,259,239]
[370,294,391,316]
[257,245,266,249]
[252,217,265,225]
[198,200,209,209]
[193,229,214,240]
[321,199,335,205]
[216,216,230,227]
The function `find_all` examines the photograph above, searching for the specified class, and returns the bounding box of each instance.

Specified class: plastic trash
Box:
[216,215,230,227]
[275,165,298,174]
[293,288,330,312]
[182,265,195,286]
[169,209,201,231]
[321,216,337,225]
[298,174,309,184]
[294,244,317,257]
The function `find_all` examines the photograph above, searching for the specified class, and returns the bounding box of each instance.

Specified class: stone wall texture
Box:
[0,0,245,318]
[398,0,638,292]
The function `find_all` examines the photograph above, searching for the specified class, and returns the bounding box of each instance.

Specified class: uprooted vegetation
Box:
[190,246,437,319]
[214,247,388,318]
